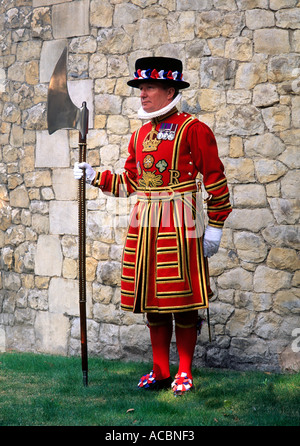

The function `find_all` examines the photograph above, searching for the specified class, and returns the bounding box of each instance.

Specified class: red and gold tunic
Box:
[92,108,232,313]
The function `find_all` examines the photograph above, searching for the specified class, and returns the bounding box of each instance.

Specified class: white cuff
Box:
[204,225,223,243]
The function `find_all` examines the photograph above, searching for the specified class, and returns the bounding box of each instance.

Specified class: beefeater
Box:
[74,57,232,396]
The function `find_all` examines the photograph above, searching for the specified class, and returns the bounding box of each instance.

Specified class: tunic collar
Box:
[151,107,178,125]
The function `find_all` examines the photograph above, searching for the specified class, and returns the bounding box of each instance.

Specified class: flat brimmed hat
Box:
[127,57,190,89]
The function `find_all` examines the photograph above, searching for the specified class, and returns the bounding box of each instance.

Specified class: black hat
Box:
[127,57,190,89]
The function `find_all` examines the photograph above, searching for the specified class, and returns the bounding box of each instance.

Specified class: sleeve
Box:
[91,131,138,197]
[187,120,232,228]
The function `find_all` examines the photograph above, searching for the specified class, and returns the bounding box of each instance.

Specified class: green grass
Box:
[0,352,299,426]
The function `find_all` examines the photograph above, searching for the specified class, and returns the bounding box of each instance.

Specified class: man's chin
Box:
[142,105,154,113]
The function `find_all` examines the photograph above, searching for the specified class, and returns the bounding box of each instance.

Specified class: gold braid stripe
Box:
[92,171,101,187]
[207,202,232,212]
[209,191,230,203]
[208,219,225,228]
[205,177,227,192]
[172,117,195,171]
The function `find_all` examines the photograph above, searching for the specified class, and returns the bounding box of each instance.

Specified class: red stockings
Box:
[174,310,198,379]
[147,313,173,380]
[147,310,198,380]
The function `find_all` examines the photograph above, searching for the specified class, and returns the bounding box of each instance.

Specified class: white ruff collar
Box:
[138,93,182,120]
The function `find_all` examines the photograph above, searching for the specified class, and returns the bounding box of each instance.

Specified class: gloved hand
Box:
[73,162,96,184]
[203,225,223,258]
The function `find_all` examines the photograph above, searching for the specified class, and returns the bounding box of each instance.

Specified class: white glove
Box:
[203,225,222,258]
[73,162,96,184]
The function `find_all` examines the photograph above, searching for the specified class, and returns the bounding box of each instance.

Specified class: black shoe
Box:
[138,371,172,390]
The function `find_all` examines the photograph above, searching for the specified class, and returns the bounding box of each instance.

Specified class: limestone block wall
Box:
[0,0,299,372]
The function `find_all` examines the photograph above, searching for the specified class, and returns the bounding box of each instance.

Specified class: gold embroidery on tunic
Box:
[142,124,161,152]
[139,170,163,188]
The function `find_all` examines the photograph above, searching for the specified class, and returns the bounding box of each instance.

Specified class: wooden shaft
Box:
[78,132,88,386]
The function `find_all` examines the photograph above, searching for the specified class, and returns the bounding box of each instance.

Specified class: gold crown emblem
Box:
[142,127,161,152]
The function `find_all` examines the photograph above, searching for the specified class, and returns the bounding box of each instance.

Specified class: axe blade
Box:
[47,47,86,137]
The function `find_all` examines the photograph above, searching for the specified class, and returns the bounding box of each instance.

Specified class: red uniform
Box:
[92,108,231,314]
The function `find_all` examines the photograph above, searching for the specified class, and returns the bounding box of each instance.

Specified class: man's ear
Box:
[167,87,176,100]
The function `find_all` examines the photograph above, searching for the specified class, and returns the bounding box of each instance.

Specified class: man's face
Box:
[139,82,175,113]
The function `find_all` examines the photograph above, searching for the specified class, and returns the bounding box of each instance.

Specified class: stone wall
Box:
[0,0,299,373]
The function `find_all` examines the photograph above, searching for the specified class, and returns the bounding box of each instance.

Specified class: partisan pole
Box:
[47,47,89,386]
[78,104,89,387]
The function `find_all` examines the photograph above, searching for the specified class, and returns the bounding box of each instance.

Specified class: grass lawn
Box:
[0,352,299,427]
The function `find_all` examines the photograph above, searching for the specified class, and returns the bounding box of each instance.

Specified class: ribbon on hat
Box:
[134,68,184,82]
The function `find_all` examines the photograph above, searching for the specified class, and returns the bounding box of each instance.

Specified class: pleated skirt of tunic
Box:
[120,182,212,313]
